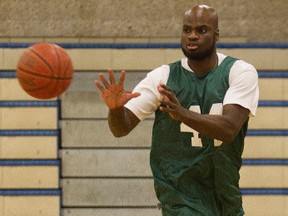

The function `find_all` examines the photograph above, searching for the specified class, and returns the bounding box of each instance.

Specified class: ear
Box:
[215,29,220,41]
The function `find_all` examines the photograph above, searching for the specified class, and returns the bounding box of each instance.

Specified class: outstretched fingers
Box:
[118,70,126,86]
[95,79,105,92]
[95,69,120,91]
[98,72,111,89]
[108,69,116,85]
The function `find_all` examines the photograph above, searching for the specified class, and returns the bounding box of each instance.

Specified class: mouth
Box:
[186,43,198,50]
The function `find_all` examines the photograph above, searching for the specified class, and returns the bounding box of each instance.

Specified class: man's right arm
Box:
[108,106,140,137]
[95,69,141,137]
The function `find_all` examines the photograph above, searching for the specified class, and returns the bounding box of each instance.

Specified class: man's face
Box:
[181,8,219,60]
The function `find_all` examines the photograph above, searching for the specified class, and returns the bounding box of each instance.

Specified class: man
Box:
[95,4,259,216]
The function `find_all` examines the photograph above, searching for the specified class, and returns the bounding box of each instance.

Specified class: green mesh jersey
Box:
[151,56,248,216]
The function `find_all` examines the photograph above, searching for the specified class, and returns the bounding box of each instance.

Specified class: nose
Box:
[188,30,199,40]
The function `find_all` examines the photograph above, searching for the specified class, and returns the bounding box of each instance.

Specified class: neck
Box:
[188,53,218,76]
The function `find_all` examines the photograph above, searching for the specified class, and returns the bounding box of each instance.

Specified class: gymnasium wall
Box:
[0,0,288,43]
[0,1,288,216]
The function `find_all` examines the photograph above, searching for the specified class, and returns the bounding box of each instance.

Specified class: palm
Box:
[95,70,140,110]
[101,84,130,109]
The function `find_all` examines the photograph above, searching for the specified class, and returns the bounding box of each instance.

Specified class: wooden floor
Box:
[0,43,287,216]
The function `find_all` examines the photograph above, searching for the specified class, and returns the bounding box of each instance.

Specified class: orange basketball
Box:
[16,43,74,99]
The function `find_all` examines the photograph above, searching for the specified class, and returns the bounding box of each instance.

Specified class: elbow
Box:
[221,128,238,143]
[111,130,128,138]
[222,135,235,144]
[109,124,131,138]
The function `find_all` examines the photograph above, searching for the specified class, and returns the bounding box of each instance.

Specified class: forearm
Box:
[108,107,139,137]
[180,109,238,143]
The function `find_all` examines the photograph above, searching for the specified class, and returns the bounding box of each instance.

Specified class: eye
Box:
[182,26,191,34]
[198,27,207,34]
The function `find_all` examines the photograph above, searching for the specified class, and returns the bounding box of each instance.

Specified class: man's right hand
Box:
[95,69,141,110]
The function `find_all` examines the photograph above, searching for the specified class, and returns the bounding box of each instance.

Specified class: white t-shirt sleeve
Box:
[125,65,170,120]
[223,60,259,116]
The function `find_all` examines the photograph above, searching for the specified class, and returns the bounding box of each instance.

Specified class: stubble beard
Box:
[181,40,216,61]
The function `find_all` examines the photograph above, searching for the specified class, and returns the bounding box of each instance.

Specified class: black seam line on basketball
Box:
[52,44,62,95]
[17,67,53,92]
[17,67,66,93]
[56,45,72,81]
[52,44,62,75]
[29,47,54,73]
[63,55,72,78]
[17,67,72,80]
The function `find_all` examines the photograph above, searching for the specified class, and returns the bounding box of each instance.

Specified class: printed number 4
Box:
[180,103,223,147]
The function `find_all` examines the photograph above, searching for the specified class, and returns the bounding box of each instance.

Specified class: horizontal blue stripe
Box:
[0,189,61,196]
[1,71,288,79]
[0,159,60,166]
[247,130,288,136]
[258,101,288,107]
[0,189,285,196]
[218,43,288,49]
[241,188,288,195]
[0,130,59,136]
[0,101,283,109]
[0,100,285,107]
[243,159,288,166]
[0,189,286,196]
[1,159,285,166]
[0,72,17,78]
[258,71,288,78]
[0,159,285,166]
[1,101,282,107]
[0,42,288,49]
[0,100,59,107]
[0,130,286,137]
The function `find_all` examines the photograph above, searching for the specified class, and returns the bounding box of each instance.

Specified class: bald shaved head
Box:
[185,5,218,30]
[181,4,219,69]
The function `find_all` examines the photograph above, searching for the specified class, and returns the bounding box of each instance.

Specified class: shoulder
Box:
[149,64,170,75]
[226,56,259,106]
[230,59,258,83]
[232,59,257,73]
[146,64,170,85]
[217,52,258,81]
[218,52,256,70]
[148,57,186,81]
[220,54,259,116]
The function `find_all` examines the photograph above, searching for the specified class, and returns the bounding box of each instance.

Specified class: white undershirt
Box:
[125,53,259,120]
